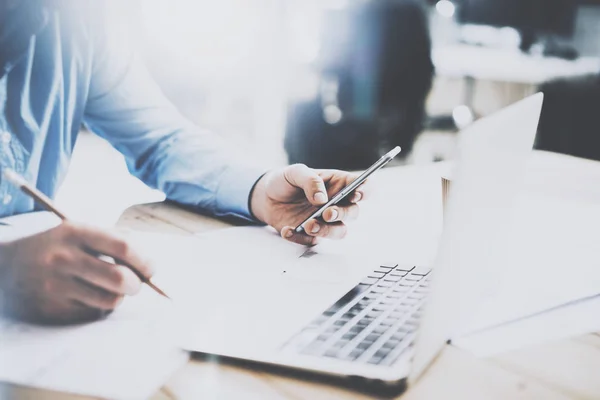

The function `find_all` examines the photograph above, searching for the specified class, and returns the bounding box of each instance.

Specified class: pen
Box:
[2,168,170,300]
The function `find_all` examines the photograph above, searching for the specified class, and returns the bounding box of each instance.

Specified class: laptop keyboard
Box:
[282,263,431,366]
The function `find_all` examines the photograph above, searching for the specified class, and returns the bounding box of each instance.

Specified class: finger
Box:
[349,180,372,203]
[61,278,124,311]
[284,164,328,206]
[322,204,360,223]
[303,220,348,240]
[66,251,143,296]
[281,226,320,246]
[37,302,106,326]
[64,223,154,280]
[318,170,371,203]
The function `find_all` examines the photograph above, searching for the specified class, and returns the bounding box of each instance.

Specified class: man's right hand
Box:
[0,221,153,324]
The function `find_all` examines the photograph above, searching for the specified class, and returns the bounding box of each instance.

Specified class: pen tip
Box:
[146,280,171,300]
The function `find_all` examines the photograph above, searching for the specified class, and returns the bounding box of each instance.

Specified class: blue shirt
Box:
[0,2,264,222]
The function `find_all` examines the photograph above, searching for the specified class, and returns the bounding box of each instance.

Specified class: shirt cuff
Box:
[215,165,268,222]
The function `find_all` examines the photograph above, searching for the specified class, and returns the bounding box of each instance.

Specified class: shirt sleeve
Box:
[82,6,266,221]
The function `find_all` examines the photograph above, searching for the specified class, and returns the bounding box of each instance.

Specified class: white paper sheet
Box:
[0,229,189,400]
[0,211,62,241]
[453,295,600,357]
[456,194,600,335]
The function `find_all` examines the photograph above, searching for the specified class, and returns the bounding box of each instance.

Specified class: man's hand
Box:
[250,164,370,245]
[0,222,153,324]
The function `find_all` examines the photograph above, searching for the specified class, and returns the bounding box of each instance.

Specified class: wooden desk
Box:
[4,151,600,399]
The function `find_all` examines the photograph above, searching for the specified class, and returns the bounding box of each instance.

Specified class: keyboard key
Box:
[333,319,347,327]
[367,310,384,319]
[364,293,379,300]
[355,319,370,327]
[394,265,414,272]
[357,341,374,350]
[371,286,387,294]
[398,280,417,287]
[360,277,379,286]
[317,333,331,342]
[333,339,350,349]
[371,325,390,335]
[367,355,385,365]
[390,271,408,277]
[380,262,398,269]
[373,304,392,311]
[346,348,365,361]
[405,275,422,282]
[384,275,402,282]
[361,317,376,326]
[368,271,386,279]
[357,297,371,305]
[325,326,340,335]
[375,348,392,358]
[365,333,380,343]
[324,348,341,358]
[342,333,358,341]
[401,299,420,307]
[382,339,400,349]
[349,325,367,335]
[393,305,411,314]
[410,266,431,276]
[391,332,407,342]
[377,281,394,288]
[374,267,392,274]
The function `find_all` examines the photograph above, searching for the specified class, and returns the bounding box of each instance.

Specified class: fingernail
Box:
[328,209,339,221]
[310,223,320,234]
[284,230,293,238]
[352,192,362,202]
[314,192,327,204]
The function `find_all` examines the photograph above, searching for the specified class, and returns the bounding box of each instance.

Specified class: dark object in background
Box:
[456,0,577,53]
[536,73,600,160]
[284,0,433,170]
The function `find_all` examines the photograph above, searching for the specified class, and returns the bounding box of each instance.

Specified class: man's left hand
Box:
[250,164,370,245]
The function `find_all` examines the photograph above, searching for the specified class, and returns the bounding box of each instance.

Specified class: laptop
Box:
[173,93,544,396]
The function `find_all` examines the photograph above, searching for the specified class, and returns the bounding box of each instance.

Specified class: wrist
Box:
[249,172,272,225]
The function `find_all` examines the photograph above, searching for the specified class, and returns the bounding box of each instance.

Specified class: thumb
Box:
[284,164,328,206]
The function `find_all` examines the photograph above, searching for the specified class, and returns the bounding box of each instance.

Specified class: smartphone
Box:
[294,146,401,233]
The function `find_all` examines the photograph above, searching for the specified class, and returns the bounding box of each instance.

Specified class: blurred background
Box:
[58,0,600,222]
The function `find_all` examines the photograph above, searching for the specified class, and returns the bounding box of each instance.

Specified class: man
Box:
[0,1,369,324]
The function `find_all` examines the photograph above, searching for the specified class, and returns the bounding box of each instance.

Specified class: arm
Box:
[82,5,370,246]
[83,10,264,221]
